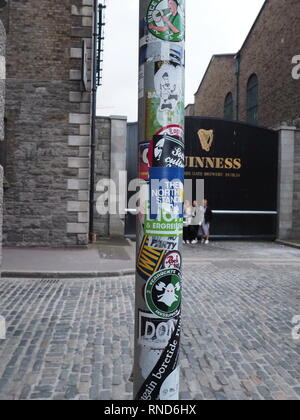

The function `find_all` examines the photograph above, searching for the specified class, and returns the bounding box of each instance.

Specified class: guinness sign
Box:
[185,117,279,238]
[185,156,241,170]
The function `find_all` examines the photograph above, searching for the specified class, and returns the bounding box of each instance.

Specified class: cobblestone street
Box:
[0,242,300,400]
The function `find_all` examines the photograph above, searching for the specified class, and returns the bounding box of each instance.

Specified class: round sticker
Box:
[163,251,182,269]
[146,0,185,43]
[145,269,181,319]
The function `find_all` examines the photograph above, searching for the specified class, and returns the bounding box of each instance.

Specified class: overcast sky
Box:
[97,0,265,122]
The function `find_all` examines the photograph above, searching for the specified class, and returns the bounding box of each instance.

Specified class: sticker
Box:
[138,311,178,379]
[140,41,184,66]
[148,236,179,250]
[156,65,181,112]
[137,236,166,281]
[139,142,150,181]
[146,0,185,43]
[145,268,182,319]
[145,167,184,237]
[156,124,184,138]
[160,367,180,400]
[146,62,184,139]
[136,313,181,400]
[163,250,181,270]
[149,134,184,168]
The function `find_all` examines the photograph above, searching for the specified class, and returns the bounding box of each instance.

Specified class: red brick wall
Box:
[194,56,236,119]
[238,0,300,127]
[193,0,300,128]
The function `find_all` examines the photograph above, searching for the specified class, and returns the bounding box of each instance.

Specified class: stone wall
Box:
[292,125,300,237]
[93,116,127,238]
[277,124,300,240]
[0,13,6,272]
[3,0,94,247]
[277,126,296,239]
[94,117,111,237]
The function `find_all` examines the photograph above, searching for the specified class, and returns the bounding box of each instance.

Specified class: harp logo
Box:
[198,129,214,152]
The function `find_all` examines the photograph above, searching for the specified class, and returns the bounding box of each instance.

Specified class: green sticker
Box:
[145,268,181,319]
[146,92,184,141]
[144,215,183,237]
[147,0,185,43]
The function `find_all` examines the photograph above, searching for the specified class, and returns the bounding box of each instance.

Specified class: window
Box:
[246,74,258,124]
[224,92,234,120]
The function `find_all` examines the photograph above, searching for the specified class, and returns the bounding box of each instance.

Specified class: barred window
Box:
[246,74,258,124]
[224,92,234,120]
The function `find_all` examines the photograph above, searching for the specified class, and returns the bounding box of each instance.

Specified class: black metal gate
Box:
[126,118,279,239]
[185,117,279,238]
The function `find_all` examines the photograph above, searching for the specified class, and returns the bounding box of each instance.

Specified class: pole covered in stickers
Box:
[133,0,185,400]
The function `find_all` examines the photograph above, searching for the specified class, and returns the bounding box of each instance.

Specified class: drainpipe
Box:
[235,52,240,121]
[89,0,98,243]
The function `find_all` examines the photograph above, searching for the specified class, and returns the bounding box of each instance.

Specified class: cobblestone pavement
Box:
[0,242,300,400]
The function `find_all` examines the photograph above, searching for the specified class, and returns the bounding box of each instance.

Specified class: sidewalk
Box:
[2,239,300,278]
[276,238,300,250]
[1,237,135,278]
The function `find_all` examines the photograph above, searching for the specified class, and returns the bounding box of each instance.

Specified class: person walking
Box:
[191,200,205,244]
[201,199,213,244]
[183,200,193,244]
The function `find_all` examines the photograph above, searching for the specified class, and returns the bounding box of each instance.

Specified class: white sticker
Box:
[138,311,177,380]
[159,367,180,400]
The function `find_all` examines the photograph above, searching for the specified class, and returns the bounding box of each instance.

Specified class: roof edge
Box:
[194,54,236,96]
[193,0,268,99]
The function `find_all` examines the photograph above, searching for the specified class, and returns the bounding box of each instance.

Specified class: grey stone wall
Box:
[93,116,127,238]
[3,0,93,247]
[109,116,127,237]
[292,126,300,238]
[4,80,81,246]
[277,123,300,240]
[277,126,296,239]
[0,14,6,272]
[0,18,5,142]
[94,117,111,237]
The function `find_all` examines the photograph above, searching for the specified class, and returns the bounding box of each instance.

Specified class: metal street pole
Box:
[133,0,185,401]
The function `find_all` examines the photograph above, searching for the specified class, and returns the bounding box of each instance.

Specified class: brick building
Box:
[1,0,95,247]
[186,0,300,239]
[188,0,300,129]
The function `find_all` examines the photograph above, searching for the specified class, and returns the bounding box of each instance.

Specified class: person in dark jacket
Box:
[201,199,213,244]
